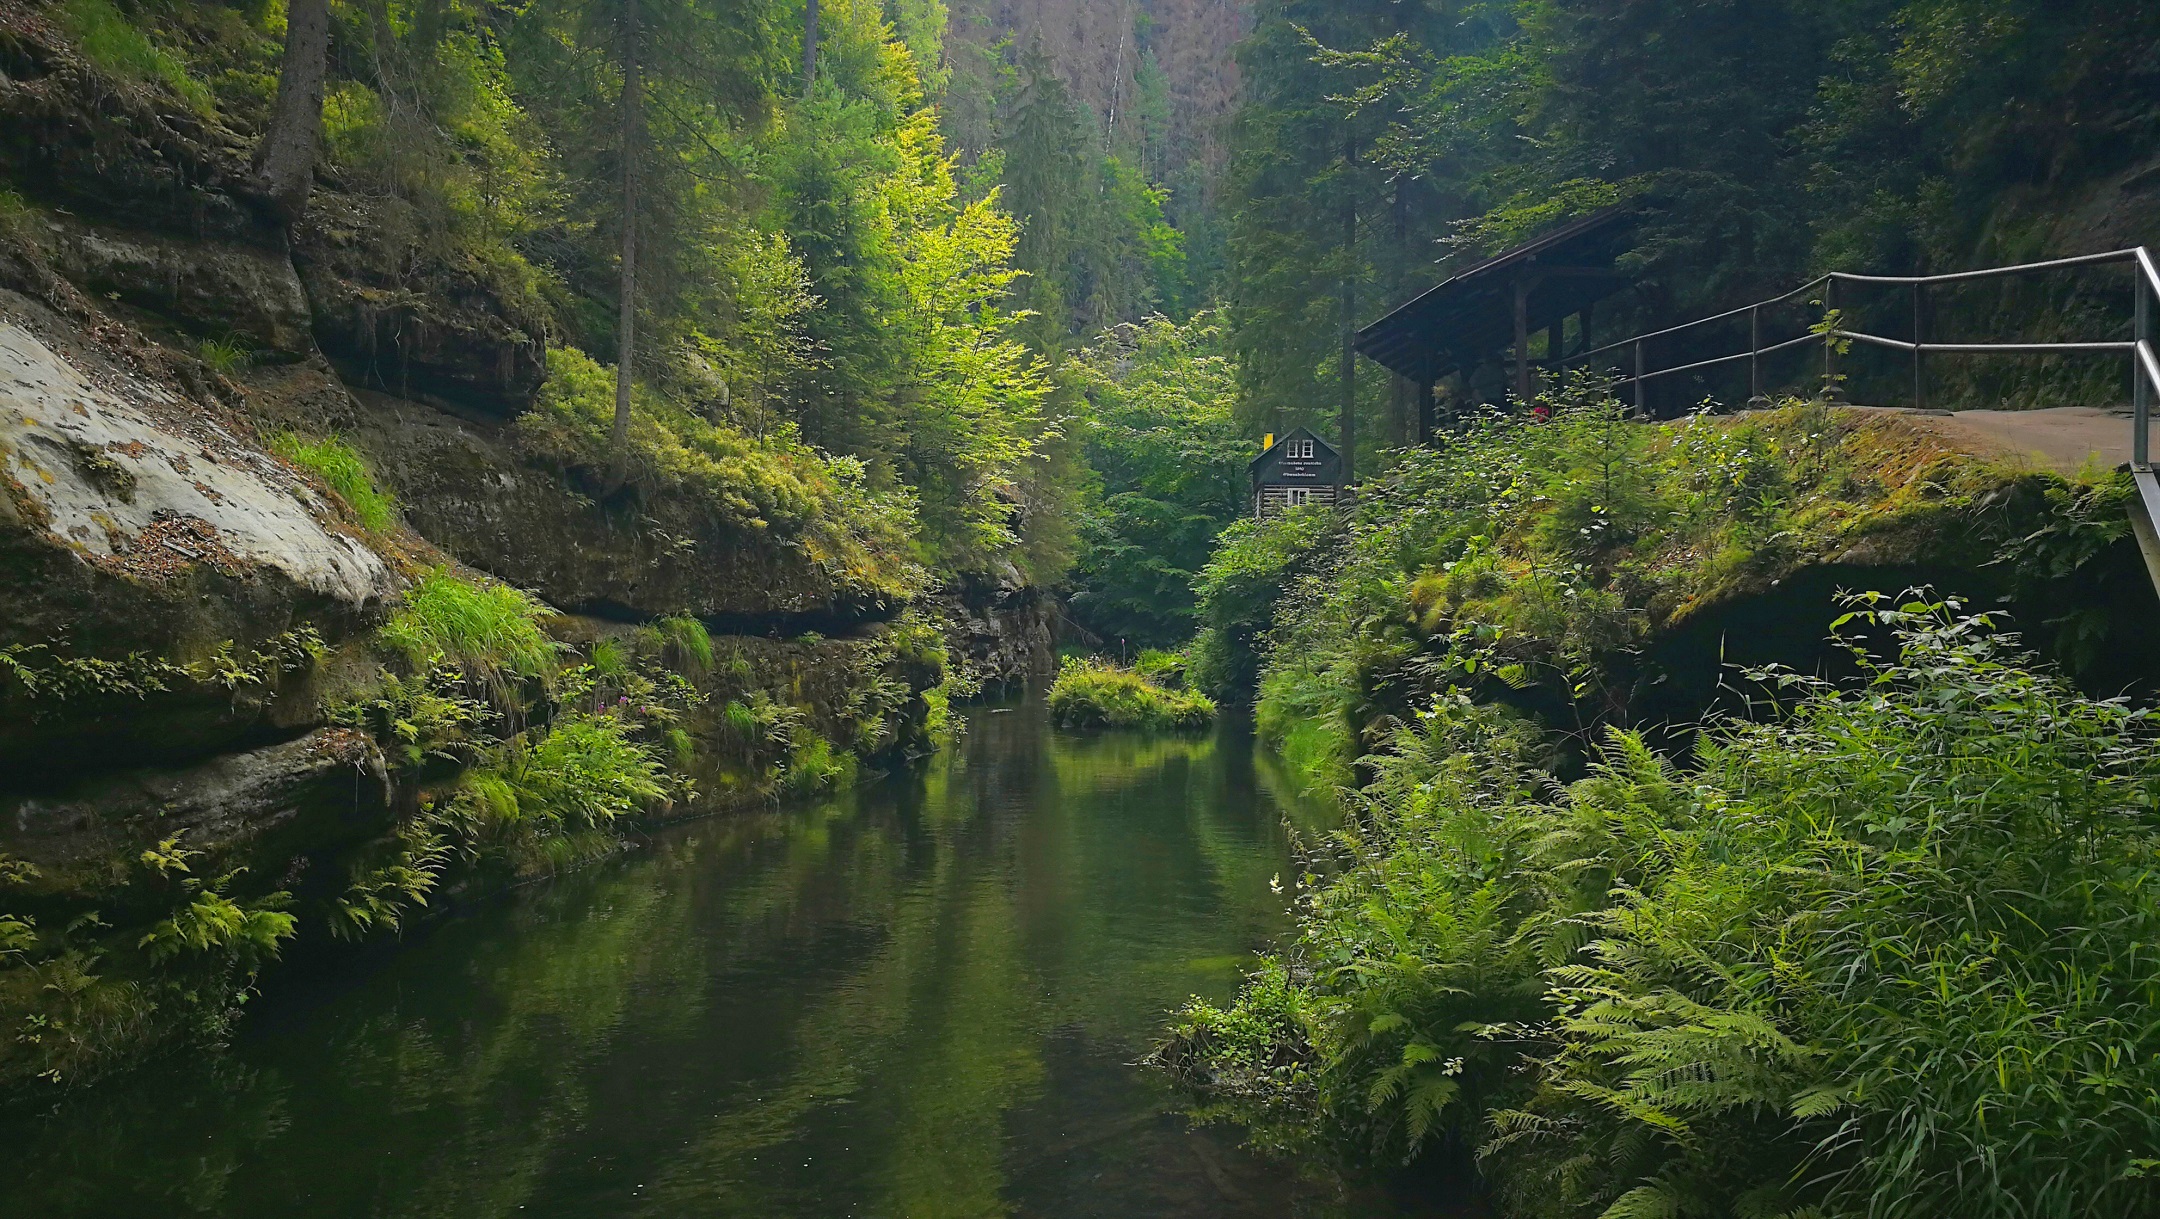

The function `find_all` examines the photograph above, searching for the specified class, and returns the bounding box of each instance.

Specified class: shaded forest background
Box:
[17,0,2159,646]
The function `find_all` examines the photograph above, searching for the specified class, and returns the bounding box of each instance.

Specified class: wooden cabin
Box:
[1250,427,1343,518]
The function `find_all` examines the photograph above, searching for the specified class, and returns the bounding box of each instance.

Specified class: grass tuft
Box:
[379,568,560,690]
[270,432,396,532]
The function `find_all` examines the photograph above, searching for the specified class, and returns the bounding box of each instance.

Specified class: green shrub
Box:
[270,432,396,532]
[378,568,560,690]
[1047,657,1216,732]
[1165,600,2160,1217]
[1189,503,1340,702]
[777,730,856,797]
[500,713,668,830]
[58,0,213,112]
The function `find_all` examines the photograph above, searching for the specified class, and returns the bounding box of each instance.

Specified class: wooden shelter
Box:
[1249,427,1342,518]
[1355,207,1640,436]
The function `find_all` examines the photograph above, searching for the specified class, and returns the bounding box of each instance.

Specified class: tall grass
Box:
[1163,599,2160,1216]
[379,569,560,690]
[270,432,396,532]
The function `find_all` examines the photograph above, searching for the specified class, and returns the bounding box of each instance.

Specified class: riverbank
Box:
[1163,391,2160,1216]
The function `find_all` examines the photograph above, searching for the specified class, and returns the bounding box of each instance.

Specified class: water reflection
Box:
[5,703,1420,1218]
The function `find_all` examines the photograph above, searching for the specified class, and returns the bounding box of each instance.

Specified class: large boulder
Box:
[0,300,400,776]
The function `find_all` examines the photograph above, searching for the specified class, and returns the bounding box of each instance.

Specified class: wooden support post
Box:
[1418,379,1435,446]
[1579,303,1592,356]
[1634,340,1645,414]
[1513,275,1531,403]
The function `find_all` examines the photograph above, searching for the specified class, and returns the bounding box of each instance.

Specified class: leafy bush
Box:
[776,730,856,797]
[270,432,396,532]
[378,568,560,691]
[1064,312,1254,646]
[498,713,669,831]
[1188,502,1341,701]
[1047,657,1216,732]
[1165,600,2160,1217]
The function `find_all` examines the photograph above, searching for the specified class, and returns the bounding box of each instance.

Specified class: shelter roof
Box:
[1354,207,1640,384]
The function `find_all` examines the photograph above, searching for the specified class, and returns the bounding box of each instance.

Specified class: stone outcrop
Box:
[1,727,391,906]
[941,564,1058,689]
[292,192,549,416]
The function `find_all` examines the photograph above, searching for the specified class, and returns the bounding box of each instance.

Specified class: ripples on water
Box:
[5,702,1470,1218]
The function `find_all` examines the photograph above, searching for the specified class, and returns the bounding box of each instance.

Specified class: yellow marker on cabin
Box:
[1263,432,1274,451]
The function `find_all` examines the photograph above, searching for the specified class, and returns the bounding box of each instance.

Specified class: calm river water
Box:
[5,702,1460,1218]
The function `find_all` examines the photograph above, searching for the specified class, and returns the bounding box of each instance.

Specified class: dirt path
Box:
[1847,405,2142,476]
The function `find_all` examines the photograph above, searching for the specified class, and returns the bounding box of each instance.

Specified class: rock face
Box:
[292,193,549,416]
[331,382,902,625]
[942,566,1058,689]
[0,16,269,243]
[0,301,397,776]
[1,728,392,904]
[40,217,315,357]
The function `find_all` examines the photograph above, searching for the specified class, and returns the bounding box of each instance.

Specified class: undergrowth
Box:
[1227,378,2140,795]
[517,348,923,595]
[1161,598,2160,1217]
[1048,657,1216,732]
[56,0,214,113]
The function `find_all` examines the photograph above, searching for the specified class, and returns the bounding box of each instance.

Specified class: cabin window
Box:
[1284,487,1312,506]
[1293,438,1315,459]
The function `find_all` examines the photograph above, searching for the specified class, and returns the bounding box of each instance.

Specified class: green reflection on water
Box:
[5,703,1416,1219]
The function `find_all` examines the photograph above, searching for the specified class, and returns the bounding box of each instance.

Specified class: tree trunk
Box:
[253,0,331,223]
[609,0,642,490]
[802,0,820,96]
[1338,137,1357,488]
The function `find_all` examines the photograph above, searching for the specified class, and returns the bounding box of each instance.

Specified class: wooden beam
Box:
[1513,274,1532,402]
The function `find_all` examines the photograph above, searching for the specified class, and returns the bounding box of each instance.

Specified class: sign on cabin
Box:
[1249,427,1343,518]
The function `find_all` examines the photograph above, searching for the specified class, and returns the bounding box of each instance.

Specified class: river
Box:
[4,702,1455,1218]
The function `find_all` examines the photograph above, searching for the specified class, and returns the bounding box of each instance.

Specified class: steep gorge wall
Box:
[0,11,975,1094]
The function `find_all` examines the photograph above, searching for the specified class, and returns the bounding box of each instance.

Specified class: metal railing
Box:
[1554,246,2160,473]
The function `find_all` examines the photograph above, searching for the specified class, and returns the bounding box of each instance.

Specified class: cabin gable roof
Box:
[1249,427,1343,485]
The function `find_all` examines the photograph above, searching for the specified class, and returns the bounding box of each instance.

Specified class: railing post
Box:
[1822,277,1840,402]
[1634,339,1645,414]
[1912,281,1925,412]
[1749,305,1761,406]
[2138,264,2151,470]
